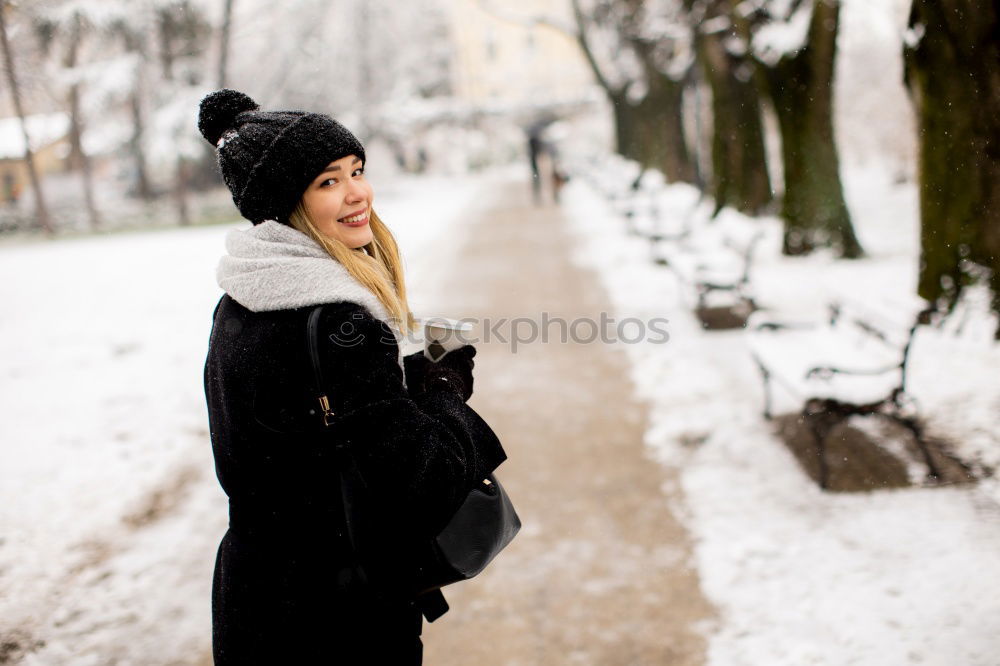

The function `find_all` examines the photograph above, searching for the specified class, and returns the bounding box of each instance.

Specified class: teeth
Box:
[341,211,367,223]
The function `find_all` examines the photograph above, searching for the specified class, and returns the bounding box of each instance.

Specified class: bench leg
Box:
[803,400,844,490]
[756,362,774,421]
[811,421,831,490]
[894,415,941,482]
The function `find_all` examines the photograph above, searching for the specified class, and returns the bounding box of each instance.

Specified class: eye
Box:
[318,177,337,188]
[352,167,365,177]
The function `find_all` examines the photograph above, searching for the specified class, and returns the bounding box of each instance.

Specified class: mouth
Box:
[338,208,369,226]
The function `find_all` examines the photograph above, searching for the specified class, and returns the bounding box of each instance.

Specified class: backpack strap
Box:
[306,304,366,587]
[307,305,337,426]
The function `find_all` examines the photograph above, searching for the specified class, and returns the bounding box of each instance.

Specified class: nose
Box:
[345,178,365,204]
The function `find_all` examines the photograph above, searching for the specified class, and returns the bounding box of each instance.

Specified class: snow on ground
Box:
[0,171,493,664]
[0,224,229,664]
[370,169,497,331]
[561,164,1000,666]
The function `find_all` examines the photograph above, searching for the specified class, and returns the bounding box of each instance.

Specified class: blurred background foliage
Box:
[0,0,996,330]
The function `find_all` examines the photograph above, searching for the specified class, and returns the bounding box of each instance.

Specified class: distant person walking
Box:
[198,89,507,665]
[527,125,544,205]
[526,121,568,206]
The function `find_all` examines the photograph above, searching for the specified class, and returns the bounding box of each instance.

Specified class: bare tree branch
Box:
[474,0,578,37]
[568,0,619,95]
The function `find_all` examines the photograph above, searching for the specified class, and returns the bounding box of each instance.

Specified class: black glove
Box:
[415,345,476,402]
[403,350,432,396]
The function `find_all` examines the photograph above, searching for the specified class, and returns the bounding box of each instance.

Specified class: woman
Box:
[199,89,506,664]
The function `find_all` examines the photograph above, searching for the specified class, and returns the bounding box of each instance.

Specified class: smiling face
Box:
[300,154,374,249]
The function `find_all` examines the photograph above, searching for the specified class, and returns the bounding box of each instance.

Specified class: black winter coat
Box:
[203,293,506,665]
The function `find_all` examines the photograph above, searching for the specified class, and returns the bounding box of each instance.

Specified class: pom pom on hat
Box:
[198,89,259,146]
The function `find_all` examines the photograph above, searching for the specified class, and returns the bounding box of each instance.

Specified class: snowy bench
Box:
[657,229,763,330]
[573,157,704,254]
[620,170,667,238]
[643,188,704,263]
[573,154,643,208]
[573,157,673,239]
[746,296,941,488]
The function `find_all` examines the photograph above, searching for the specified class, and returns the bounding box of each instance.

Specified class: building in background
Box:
[0,113,69,205]
[448,0,592,107]
[374,0,602,179]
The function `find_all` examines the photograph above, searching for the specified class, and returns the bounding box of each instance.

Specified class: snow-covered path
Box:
[421,178,714,664]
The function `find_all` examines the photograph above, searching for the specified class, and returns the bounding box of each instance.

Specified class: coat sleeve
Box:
[315,301,507,540]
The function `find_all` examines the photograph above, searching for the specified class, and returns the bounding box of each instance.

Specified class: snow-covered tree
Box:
[571,0,698,183]
[742,0,863,258]
[904,0,1000,336]
[33,0,214,224]
[0,0,53,234]
[31,0,113,228]
[222,0,453,137]
[685,0,771,215]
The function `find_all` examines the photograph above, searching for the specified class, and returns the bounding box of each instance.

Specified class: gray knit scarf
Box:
[216,220,406,374]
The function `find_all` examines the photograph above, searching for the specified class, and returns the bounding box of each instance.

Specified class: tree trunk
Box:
[904,0,1000,335]
[174,157,190,225]
[67,85,101,229]
[696,29,772,215]
[641,72,698,183]
[123,30,154,201]
[0,2,53,235]
[128,89,153,200]
[620,0,698,183]
[610,93,638,163]
[64,16,101,230]
[611,82,696,183]
[157,6,175,81]
[764,0,863,258]
[217,0,234,88]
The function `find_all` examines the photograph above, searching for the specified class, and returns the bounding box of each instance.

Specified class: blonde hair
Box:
[288,202,417,336]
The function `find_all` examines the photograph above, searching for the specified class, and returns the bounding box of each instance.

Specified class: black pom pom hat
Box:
[197,89,366,225]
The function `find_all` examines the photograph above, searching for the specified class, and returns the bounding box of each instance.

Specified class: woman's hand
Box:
[405,345,476,402]
[403,350,432,395]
